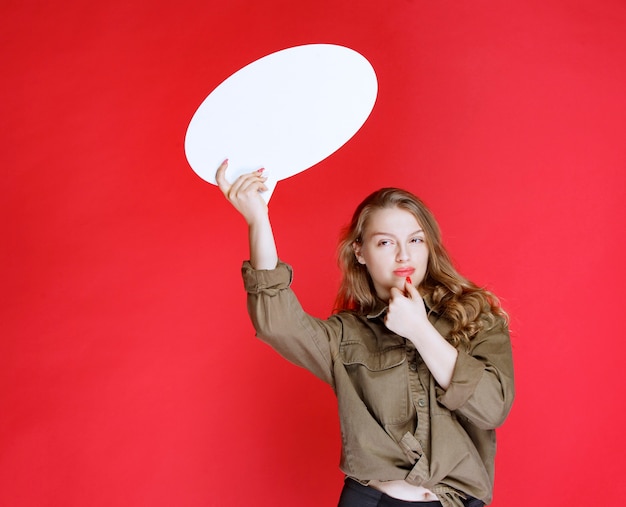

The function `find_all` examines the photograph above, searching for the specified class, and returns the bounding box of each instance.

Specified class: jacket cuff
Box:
[436,350,484,411]
[242,260,293,295]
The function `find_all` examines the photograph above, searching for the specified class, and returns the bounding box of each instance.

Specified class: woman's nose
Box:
[396,245,409,261]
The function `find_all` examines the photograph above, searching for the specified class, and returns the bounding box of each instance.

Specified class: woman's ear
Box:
[352,242,366,265]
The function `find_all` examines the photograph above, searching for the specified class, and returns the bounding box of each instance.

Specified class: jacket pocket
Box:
[340,340,412,426]
[340,340,406,370]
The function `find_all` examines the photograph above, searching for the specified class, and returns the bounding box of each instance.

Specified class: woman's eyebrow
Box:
[368,229,424,238]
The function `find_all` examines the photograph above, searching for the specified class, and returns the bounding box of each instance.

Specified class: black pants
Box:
[337,478,485,507]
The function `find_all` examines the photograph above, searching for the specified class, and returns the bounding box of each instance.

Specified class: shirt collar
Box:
[366,298,388,319]
[365,293,437,320]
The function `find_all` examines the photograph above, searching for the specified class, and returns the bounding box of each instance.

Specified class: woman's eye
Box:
[410,237,424,244]
[378,240,392,246]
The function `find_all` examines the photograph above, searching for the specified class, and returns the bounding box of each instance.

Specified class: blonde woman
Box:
[216,161,514,507]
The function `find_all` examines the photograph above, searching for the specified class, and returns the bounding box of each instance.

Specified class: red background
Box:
[2,1,625,505]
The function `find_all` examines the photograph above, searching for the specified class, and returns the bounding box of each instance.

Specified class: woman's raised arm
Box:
[215,160,278,270]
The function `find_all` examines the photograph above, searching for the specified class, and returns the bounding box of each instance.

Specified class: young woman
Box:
[215,161,514,507]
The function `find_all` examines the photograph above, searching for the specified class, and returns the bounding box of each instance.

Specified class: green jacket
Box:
[243,261,515,507]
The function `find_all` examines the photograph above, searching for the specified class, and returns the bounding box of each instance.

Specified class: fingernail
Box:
[222,158,228,164]
[406,276,412,284]
[258,168,265,173]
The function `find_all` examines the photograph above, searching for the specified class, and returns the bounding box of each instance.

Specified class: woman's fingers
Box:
[215,159,231,194]
[216,160,267,199]
[405,280,419,299]
[215,161,269,225]
[228,169,267,200]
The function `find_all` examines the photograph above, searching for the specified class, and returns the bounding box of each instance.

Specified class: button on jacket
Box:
[242,261,514,507]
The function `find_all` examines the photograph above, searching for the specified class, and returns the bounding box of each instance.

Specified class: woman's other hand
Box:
[385,280,429,341]
[385,279,458,389]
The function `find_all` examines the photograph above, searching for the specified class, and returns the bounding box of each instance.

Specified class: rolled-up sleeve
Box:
[436,322,514,429]
[242,260,293,295]
[242,260,341,387]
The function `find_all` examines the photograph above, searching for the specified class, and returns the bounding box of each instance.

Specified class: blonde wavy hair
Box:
[335,188,507,348]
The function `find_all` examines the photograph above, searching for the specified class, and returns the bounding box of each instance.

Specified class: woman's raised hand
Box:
[215,159,269,226]
[215,159,278,269]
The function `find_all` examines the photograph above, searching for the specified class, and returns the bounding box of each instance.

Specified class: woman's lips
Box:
[393,267,415,277]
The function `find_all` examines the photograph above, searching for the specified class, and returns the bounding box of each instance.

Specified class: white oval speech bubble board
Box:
[185,44,378,202]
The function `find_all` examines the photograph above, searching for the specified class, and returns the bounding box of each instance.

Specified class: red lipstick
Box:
[393,267,415,277]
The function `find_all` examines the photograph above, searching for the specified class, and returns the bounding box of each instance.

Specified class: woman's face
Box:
[354,206,429,301]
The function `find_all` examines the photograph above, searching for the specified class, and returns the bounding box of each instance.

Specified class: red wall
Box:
[2,1,625,505]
